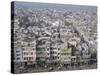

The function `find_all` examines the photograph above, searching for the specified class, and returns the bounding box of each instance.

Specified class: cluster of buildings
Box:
[11,4,97,67]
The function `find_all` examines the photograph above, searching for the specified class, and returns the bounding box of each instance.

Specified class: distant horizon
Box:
[12,1,97,12]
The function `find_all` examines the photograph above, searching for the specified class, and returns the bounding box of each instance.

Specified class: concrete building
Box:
[50,27,60,63]
[59,43,72,64]
[22,47,36,63]
[14,48,22,62]
[36,37,50,63]
[13,40,22,62]
[21,40,36,64]
[68,37,81,47]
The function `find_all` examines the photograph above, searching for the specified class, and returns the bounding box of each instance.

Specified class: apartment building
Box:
[21,40,36,64]
[50,27,60,63]
[68,37,81,47]
[59,43,72,64]
[36,37,50,63]
[14,48,22,62]
[13,38,22,62]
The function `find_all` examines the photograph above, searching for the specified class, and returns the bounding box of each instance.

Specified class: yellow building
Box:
[59,43,72,64]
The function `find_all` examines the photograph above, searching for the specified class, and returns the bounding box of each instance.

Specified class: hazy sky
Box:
[13,1,97,12]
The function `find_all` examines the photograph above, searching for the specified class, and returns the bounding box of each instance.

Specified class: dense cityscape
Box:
[11,2,97,74]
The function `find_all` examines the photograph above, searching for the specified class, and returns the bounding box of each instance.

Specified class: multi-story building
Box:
[36,37,50,63]
[68,37,81,47]
[73,42,90,65]
[50,42,60,63]
[13,40,23,62]
[22,47,36,63]
[21,40,36,64]
[50,27,60,63]
[14,47,22,62]
[59,42,72,64]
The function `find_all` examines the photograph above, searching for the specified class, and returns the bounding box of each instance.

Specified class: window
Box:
[54,52,57,54]
[47,48,49,51]
[50,47,53,50]
[53,36,56,39]
[53,57,55,59]
[47,53,49,55]
[23,52,28,55]
[31,52,33,55]
[16,50,20,53]
[24,57,28,60]
[58,48,60,50]
[29,57,33,60]
[22,48,25,51]
[16,58,20,60]
[33,48,35,50]
[53,56,57,59]
[28,43,30,46]
[42,41,45,44]
[16,54,20,56]
[51,51,54,54]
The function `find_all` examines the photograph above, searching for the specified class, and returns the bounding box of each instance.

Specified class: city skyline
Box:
[11,1,97,74]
